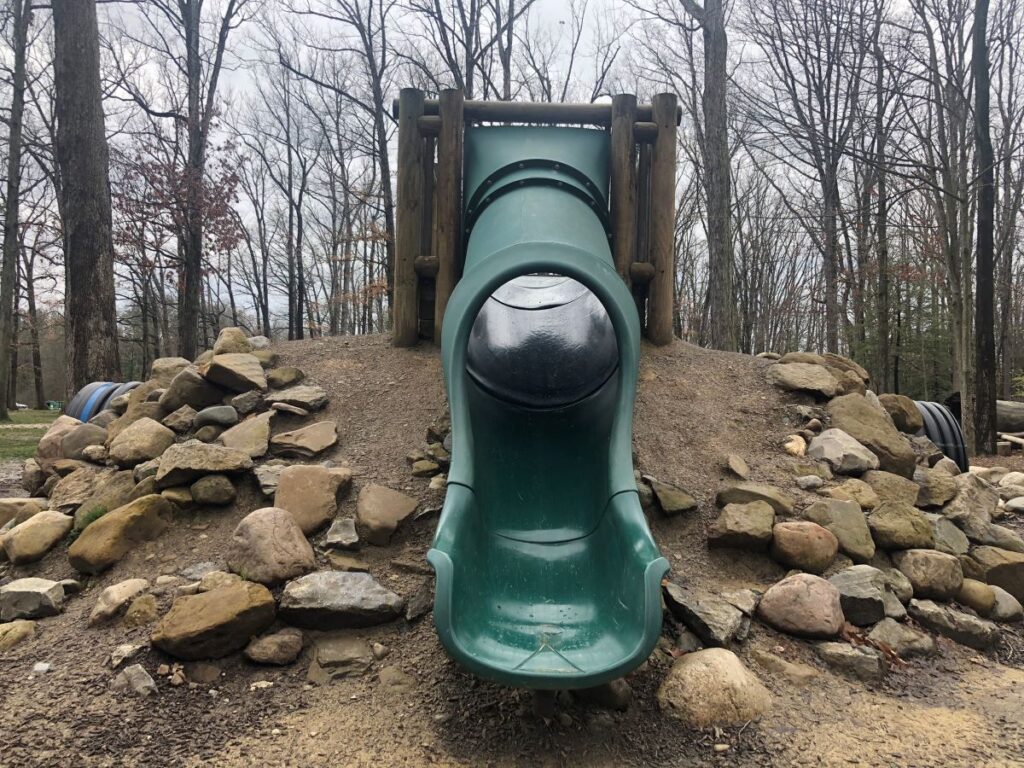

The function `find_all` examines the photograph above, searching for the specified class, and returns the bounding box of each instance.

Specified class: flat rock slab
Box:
[270,422,338,459]
[263,384,328,412]
[815,642,887,682]
[307,634,373,684]
[0,578,64,621]
[646,477,698,515]
[908,598,1000,650]
[217,412,274,459]
[707,501,774,550]
[662,582,746,647]
[155,441,254,488]
[200,353,268,393]
[766,362,838,398]
[356,484,418,546]
[867,617,935,657]
[274,465,352,535]
[716,482,794,515]
[279,571,404,629]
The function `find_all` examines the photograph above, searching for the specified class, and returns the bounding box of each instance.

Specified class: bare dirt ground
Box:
[1,336,1023,768]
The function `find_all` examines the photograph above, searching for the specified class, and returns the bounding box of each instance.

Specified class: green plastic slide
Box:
[427,126,669,689]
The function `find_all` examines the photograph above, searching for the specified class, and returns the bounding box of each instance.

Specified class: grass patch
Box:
[0,429,46,461]
[7,409,60,425]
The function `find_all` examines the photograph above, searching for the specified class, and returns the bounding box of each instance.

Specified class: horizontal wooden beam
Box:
[393,97,682,127]
[633,121,658,143]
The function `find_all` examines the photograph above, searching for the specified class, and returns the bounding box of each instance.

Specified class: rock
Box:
[647,477,698,515]
[48,466,103,513]
[405,580,433,622]
[867,502,934,550]
[815,642,887,682]
[190,474,236,506]
[200,353,268,393]
[796,475,824,491]
[783,435,807,457]
[960,554,987,581]
[274,465,353,534]
[915,467,957,507]
[194,405,239,429]
[90,579,151,625]
[37,415,83,461]
[573,679,632,711]
[770,521,839,574]
[990,586,1023,622]
[881,566,914,603]
[821,479,879,511]
[112,664,158,697]
[0,578,64,620]
[151,581,276,660]
[21,459,45,495]
[716,482,794,515]
[999,485,1024,503]
[155,440,253,488]
[82,444,108,463]
[248,335,271,350]
[707,501,774,550]
[324,517,359,550]
[122,594,159,628]
[868,617,934,657]
[307,634,373,684]
[807,429,879,475]
[244,628,304,665]
[68,495,172,574]
[828,565,886,625]
[262,384,328,412]
[279,571,404,629]
[0,619,36,651]
[828,394,916,478]
[757,573,844,637]
[212,327,252,355]
[61,423,108,462]
[231,390,262,415]
[908,599,1000,650]
[882,590,907,619]
[0,498,43,528]
[935,457,960,475]
[253,460,287,497]
[226,507,316,585]
[725,454,750,479]
[72,470,136,532]
[159,367,224,412]
[411,459,440,478]
[721,589,760,617]
[749,649,819,685]
[252,349,279,368]
[194,425,223,443]
[971,546,1024,602]
[198,570,242,592]
[957,578,996,616]
[943,473,999,524]
[926,513,971,556]
[656,648,772,727]
[266,367,305,389]
[108,418,176,468]
[892,549,963,600]
[861,470,920,506]
[327,552,369,572]
[356,484,418,546]
[134,458,161,483]
[150,356,192,387]
[877,394,924,434]
[161,486,194,508]
[800,499,875,563]
[961,519,1024,553]
[3,511,73,564]
[270,402,309,417]
[217,411,273,458]
[662,582,746,646]
[766,362,838,398]
[270,421,338,458]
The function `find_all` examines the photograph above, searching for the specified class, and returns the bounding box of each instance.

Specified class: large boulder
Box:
[770,521,838,574]
[37,415,83,461]
[216,411,273,458]
[757,573,844,637]
[861,470,920,506]
[158,367,224,413]
[807,429,879,475]
[212,327,252,355]
[355,484,418,545]
[48,466,104,513]
[656,649,772,727]
[108,418,176,468]
[154,440,253,488]
[766,363,838,398]
[61,423,108,462]
[274,465,353,535]
[892,549,963,600]
[0,578,64,620]
[150,357,192,387]
[801,499,875,563]
[971,546,1024,602]
[715,482,794,515]
[908,599,1000,650]
[151,581,276,660]
[914,466,957,507]
[3,510,73,565]
[67,495,172,574]
[943,473,999,524]
[225,507,315,585]
[925,513,970,556]
[867,502,934,550]
[827,394,916,478]
[269,421,338,459]
[200,353,267,393]
[878,394,924,434]
[828,565,887,625]
[707,501,775,550]
[262,384,328,412]
[278,571,404,629]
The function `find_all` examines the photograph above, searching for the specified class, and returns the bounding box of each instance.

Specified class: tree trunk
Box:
[53,0,123,397]
[23,247,45,409]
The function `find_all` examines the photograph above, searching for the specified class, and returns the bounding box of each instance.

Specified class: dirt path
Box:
[1,336,1022,767]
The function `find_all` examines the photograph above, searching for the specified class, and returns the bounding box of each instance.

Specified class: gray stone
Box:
[646,476,698,515]
[159,367,224,412]
[881,590,906,619]
[914,467,958,507]
[815,642,887,681]
[244,627,304,666]
[796,475,824,491]
[307,634,372,684]
[61,423,108,462]
[867,502,935,550]
[908,599,1000,650]
[150,356,192,387]
[662,582,746,647]
[194,405,239,429]
[801,498,875,563]
[226,507,315,586]
[279,571,404,629]
[111,664,158,697]
[253,461,288,497]
[715,482,794,515]
[155,440,253,488]
[190,475,236,506]
[262,384,328,412]
[212,327,252,355]
[266,366,305,389]
[868,617,935,657]
[707,501,774,550]
[0,578,64,620]
[248,335,271,350]
[926,513,971,556]
[162,405,198,434]
[990,586,1023,623]
[231,390,263,415]
[180,562,221,580]
[828,565,886,626]
[807,429,879,475]
[881,567,914,603]
[108,417,176,468]
[943,473,999,525]
[893,549,963,600]
[324,517,359,550]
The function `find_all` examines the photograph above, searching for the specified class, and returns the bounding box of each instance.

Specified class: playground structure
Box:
[396,91,678,689]
[391,90,681,347]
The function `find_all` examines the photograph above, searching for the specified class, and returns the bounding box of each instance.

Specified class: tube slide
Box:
[427,126,669,689]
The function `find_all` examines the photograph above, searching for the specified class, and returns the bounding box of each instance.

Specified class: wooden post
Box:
[433,89,464,343]
[646,92,677,346]
[419,133,437,339]
[393,87,424,347]
[610,94,637,284]
[634,141,653,330]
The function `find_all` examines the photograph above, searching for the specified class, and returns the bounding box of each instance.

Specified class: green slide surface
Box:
[428,126,669,689]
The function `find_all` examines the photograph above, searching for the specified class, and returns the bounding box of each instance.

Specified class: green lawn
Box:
[0,409,59,461]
